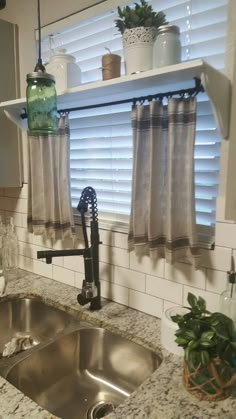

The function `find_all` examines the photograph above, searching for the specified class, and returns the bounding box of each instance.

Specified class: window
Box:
[41,0,228,232]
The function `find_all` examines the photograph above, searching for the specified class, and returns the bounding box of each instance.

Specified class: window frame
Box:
[39,0,227,243]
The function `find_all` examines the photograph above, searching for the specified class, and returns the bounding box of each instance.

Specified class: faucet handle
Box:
[81,281,98,299]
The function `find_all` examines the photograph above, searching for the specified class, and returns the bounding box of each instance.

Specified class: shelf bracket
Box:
[200,65,231,139]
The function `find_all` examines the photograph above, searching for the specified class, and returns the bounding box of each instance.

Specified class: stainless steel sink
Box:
[0,297,78,355]
[6,327,162,419]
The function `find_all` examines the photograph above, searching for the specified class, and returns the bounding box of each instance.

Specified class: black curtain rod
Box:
[21,78,204,119]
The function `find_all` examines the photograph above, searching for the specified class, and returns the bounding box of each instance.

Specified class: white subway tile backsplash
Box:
[4,197,28,214]
[165,261,206,290]
[0,196,27,213]
[146,275,183,305]
[52,265,75,287]
[4,211,23,228]
[100,262,113,282]
[21,214,28,228]
[18,255,34,272]
[99,229,112,246]
[15,227,34,244]
[100,245,129,268]
[201,246,232,271]
[5,182,236,320]
[52,256,64,267]
[99,244,111,264]
[0,197,12,211]
[53,237,76,250]
[114,266,145,292]
[75,271,84,289]
[33,259,52,279]
[3,187,22,198]
[130,252,165,277]
[112,231,128,249]
[163,300,181,313]
[63,255,84,272]
[33,234,53,249]
[206,269,228,294]
[129,289,163,318]
[101,280,129,306]
[19,241,35,259]
[183,286,220,313]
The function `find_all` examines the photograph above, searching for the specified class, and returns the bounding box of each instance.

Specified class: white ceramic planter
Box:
[123,27,157,75]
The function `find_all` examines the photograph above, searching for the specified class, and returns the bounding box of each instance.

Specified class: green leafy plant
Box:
[115,0,168,34]
[172,292,236,370]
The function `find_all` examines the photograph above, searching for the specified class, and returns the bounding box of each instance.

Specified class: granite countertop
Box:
[0,270,236,419]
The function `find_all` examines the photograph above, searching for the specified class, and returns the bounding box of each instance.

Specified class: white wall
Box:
[0,0,236,317]
[0,0,104,94]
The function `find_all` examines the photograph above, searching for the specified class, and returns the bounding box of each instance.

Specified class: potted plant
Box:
[172,292,236,401]
[115,0,168,74]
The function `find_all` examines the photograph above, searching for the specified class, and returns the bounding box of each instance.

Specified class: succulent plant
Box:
[115,0,168,35]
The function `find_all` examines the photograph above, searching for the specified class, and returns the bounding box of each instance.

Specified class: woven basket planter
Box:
[183,357,236,401]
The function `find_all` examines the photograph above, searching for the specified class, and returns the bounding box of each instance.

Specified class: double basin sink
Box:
[0,297,162,419]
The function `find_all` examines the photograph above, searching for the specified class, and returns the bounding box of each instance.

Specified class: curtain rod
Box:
[21,78,204,119]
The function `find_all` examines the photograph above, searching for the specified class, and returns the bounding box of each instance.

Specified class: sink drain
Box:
[87,401,115,419]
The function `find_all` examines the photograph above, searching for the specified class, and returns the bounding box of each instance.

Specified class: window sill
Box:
[73,211,215,249]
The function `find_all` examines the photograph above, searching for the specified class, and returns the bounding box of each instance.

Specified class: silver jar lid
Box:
[26,71,55,81]
[157,25,180,35]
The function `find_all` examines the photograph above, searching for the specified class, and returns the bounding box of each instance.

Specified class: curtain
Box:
[27,115,75,240]
[128,97,200,266]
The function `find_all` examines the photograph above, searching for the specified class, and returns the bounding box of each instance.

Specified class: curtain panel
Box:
[128,97,201,266]
[27,115,75,240]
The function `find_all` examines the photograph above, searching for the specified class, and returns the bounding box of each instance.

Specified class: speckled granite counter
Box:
[0,270,236,419]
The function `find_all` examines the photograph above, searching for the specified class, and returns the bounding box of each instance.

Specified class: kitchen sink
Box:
[0,296,78,355]
[6,327,162,419]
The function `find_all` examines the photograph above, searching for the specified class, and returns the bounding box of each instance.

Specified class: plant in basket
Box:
[172,292,236,401]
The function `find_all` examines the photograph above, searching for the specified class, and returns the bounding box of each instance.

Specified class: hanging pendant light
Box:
[26,0,58,134]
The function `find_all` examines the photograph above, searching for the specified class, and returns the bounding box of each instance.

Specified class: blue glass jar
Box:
[26,72,57,134]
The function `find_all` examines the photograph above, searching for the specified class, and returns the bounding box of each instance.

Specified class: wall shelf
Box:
[0,59,231,138]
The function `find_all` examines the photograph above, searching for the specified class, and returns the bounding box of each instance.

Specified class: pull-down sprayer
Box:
[37,187,101,310]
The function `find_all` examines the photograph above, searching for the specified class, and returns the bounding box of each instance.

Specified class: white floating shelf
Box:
[0,59,231,138]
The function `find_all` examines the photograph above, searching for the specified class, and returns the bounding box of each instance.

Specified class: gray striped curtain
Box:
[27,115,75,240]
[128,97,201,266]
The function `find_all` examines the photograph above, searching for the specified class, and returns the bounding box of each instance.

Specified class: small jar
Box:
[26,72,58,134]
[153,25,181,68]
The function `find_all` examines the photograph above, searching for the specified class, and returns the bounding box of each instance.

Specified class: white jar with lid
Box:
[46,48,81,93]
[153,25,181,68]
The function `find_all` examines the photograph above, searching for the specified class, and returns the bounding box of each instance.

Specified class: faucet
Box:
[37,187,101,310]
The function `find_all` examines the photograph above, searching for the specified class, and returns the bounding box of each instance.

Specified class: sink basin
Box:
[6,327,162,419]
[0,297,77,355]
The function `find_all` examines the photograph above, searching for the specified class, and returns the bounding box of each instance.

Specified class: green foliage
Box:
[115,0,168,34]
[172,292,236,369]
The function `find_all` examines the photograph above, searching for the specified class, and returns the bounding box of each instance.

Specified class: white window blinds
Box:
[41,0,228,227]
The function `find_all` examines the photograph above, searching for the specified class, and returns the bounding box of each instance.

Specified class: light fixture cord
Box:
[34,0,45,72]
[38,0,42,62]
